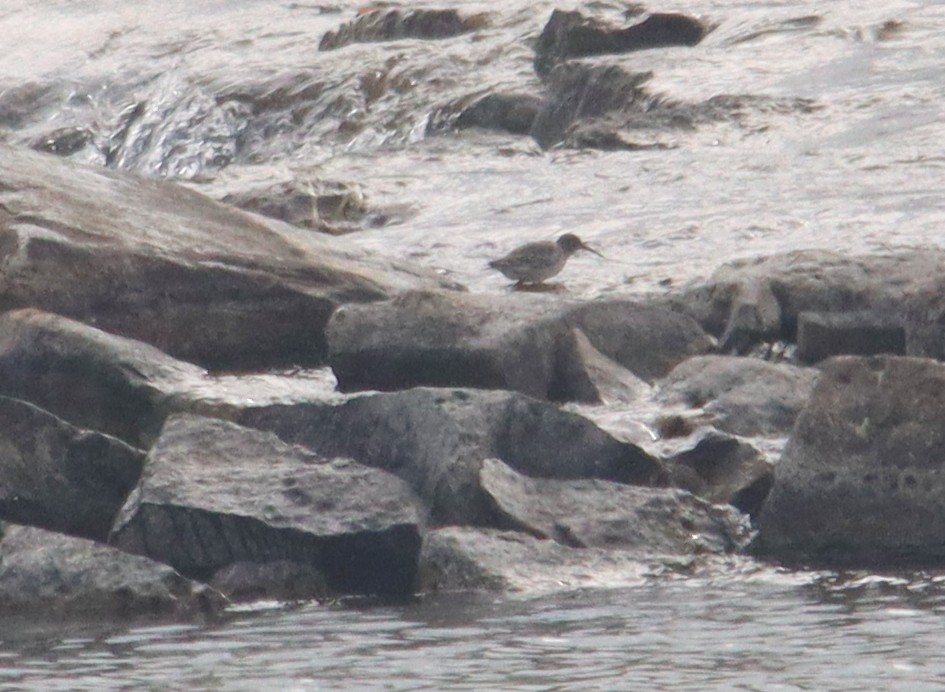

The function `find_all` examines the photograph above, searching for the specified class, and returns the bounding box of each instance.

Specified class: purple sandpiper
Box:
[488,233,604,286]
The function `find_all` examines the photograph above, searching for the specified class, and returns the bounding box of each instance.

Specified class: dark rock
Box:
[534,10,706,77]
[238,387,664,526]
[453,93,542,135]
[319,9,486,50]
[755,355,945,567]
[657,355,819,437]
[31,126,94,156]
[529,63,652,149]
[672,249,945,356]
[796,311,906,364]
[0,396,145,542]
[111,414,423,597]
[664,431,774,514]
[0,308,342,447]
[0,524,223,618]
[209,561,329,603]
[417,526,652,593]
[480,458,749,553]
[0,142,461,370]
[326,290,712,402]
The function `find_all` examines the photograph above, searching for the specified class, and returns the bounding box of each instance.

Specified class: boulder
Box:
[0,396,144,542]
[239,387,664,525]
[796,311,906,364]
[657,355,820,437]
[417,526,652,594]
[755,356,945,567]
[326,290,712,402]
[0,142,461,370]
[0,524,223,618]
[673,249,945,356]
[111,414,423,597]
[319,9,486,50]
[479,458,749,553]
[452,93,542,135]
[534,10,707,77]
[0,308,341,447]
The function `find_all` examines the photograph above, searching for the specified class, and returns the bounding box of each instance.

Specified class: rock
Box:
[664,431,774,515]
[673,249,945,356]
[0,308,343,447]
[657,355,820,437]
[755,356,945,567]
[238,387,664,526]
[452,93,542,135]
[534,10,707,77]
[0,142,461,370]
[111,414,423,597]
[480,458,749,554]
[319,9,486,51]
[529,63,652,149]
[417,526,652,593]
[326,290,712,402]
[0,396,145,542]
[209,561,329,604]
[796,311,906,364]
[0,524,223,618]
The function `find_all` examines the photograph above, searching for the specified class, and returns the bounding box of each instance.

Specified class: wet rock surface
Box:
[111,414,423,597]
[0,396,144,542]
[319,9,486,51]
[756,356,945,567]
[239,387,664,526]
[0,524,223,619]
[0,143,461,370]
[327,290,712,401]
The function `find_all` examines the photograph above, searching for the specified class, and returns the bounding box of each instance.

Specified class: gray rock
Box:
[480,457,749,554]
[796,311,906,364]
[239,387,664,526]
[327,290,712,402]
[755,355,945,567]
[417,526,652,594]
[111,414,423,597]
[209,561,329,604]
[0,309,341,447]
[0,524,223,618]
[657,355,820,437]
[0,142,461,370]
[319,9,485,50]
[534,9,706,77]
[0,396,144,542]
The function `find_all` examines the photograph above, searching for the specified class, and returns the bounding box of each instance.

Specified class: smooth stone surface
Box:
[111,414,423,596]
[657,355,820,437]
[0,396,145,542]
[239,387,664,526]
[756,355,945,567]
[0,142,460,370]
[796,311,906,363]
[480,458,750,554]
[327,290,712,402]
[0,524,223,619]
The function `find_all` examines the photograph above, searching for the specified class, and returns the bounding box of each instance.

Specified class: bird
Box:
[488,233,604,286]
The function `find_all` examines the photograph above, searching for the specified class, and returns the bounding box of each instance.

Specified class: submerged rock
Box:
[111,414,423,597]
[0,396,144,542]
[320,9,486,50]
[0,142,460,370]
[327,290,712,402]
[239,387,664,526]
[0,524,223,619]
[534,10,707,77]
[755,356,945,567]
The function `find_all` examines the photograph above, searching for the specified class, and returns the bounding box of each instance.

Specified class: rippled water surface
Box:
[4,0,945,686]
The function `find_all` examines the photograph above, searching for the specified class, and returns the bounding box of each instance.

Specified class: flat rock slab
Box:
[327,290,712,402]
[0,142,461,370]
[657,355,820,437]
[0,524,222,619]
[0,308,342,447]
[0,396,144,542]
[756,356,945,567]
[239,387,664,526]
[480,458,748,554]
[111,414,423,597]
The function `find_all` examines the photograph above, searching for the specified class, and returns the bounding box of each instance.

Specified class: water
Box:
[4,0,945,686]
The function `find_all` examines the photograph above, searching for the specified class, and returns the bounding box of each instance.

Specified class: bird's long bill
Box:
[580,242,606,259]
